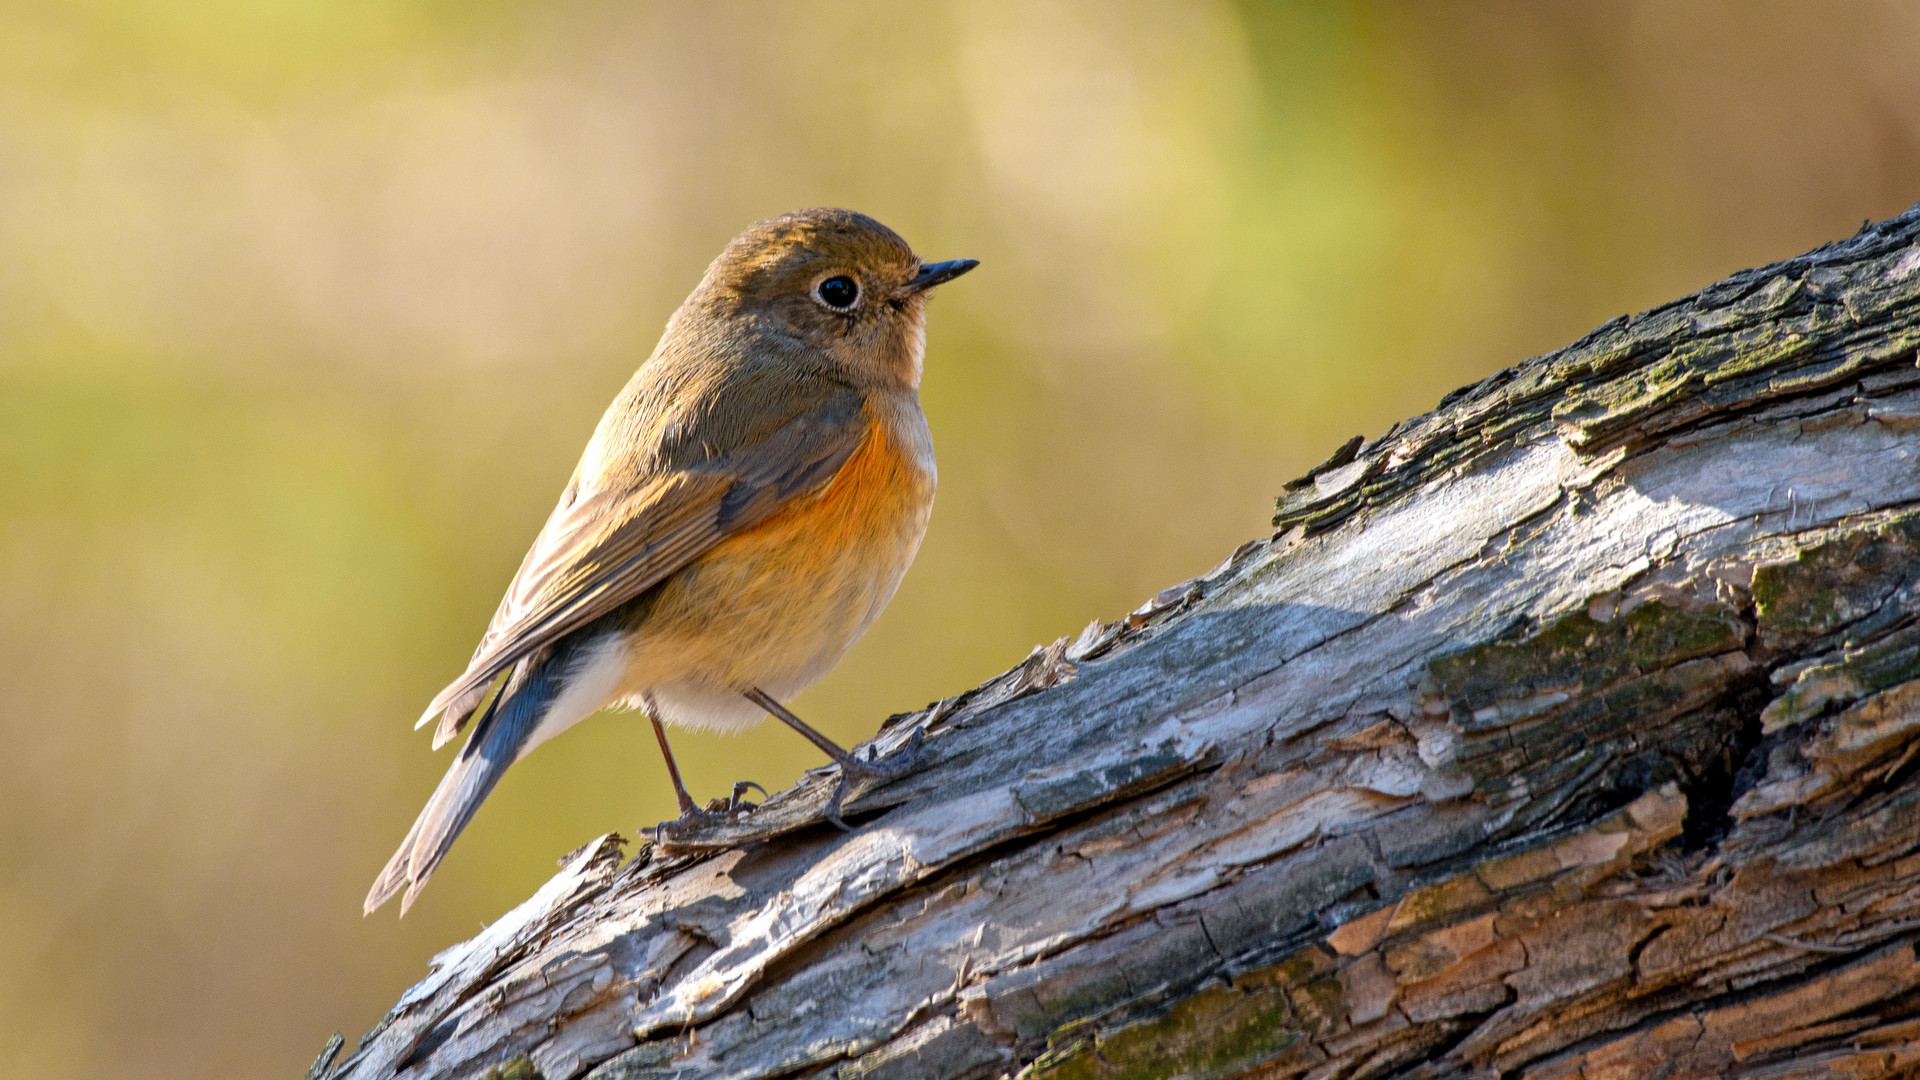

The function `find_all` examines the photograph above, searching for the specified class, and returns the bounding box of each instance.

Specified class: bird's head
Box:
[676,207,976,390]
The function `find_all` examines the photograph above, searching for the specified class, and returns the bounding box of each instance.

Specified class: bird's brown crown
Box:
[713,208,918,291]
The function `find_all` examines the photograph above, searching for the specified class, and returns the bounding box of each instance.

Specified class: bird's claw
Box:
[692,780,766,818]
[728,780,768,811]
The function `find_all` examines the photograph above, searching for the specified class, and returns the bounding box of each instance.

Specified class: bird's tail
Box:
[364,650,567,916]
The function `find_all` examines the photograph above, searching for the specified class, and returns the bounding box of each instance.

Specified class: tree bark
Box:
[316,204,1920,1080]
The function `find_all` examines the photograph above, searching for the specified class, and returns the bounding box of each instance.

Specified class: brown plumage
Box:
[366,208,975,915]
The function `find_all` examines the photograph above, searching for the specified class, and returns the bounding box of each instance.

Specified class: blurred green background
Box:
[1,2,1916,1076]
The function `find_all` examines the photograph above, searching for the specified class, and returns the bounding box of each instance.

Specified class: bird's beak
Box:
[901,258,979,296]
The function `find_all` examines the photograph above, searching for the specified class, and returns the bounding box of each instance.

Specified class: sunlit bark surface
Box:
[316,204,1920,1080]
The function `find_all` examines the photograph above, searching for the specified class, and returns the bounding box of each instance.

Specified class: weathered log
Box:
[316,204,1920,1080]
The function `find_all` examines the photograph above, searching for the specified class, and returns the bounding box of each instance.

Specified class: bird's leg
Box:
[646,695,763,826]
[646,705,701,819]
[745,687,923,777]
[745,687,925,830]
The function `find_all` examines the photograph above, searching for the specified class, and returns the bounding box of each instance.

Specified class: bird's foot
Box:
[823,728,926,831]
[653,780,767,841]
[848,726,924,779]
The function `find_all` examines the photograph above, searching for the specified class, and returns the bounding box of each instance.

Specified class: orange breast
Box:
[730,407,929,559]
[616,402,935,704]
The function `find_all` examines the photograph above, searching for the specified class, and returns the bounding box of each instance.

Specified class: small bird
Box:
[366,208,975,915]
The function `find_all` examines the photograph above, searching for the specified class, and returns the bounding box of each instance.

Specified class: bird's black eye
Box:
[816,275,859,309]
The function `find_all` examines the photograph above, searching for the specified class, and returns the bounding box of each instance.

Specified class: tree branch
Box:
[318,204,1920,1080]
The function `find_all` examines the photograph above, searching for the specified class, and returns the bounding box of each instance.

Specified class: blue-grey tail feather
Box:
[364,646,567,916]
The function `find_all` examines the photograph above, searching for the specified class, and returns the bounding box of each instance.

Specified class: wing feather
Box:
[419,376,871,745]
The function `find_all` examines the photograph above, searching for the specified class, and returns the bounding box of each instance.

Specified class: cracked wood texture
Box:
[318,205,1920,1080]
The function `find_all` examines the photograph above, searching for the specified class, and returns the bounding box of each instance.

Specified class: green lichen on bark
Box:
[1427,601,1747,718]
[1765,623,1920,733]
[1753,515,1920,649]
[1422,599,1761,854]
[586,1041,674,1080]
[1021,976,1303,1080]
[1387,875,1494,936]
[1750,512,1920,734]
[480,1058,546,1080]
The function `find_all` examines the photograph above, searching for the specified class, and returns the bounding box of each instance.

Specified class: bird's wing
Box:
[419,379,872,747]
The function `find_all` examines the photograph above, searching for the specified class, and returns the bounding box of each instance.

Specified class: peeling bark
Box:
[316,205,1920,1080]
